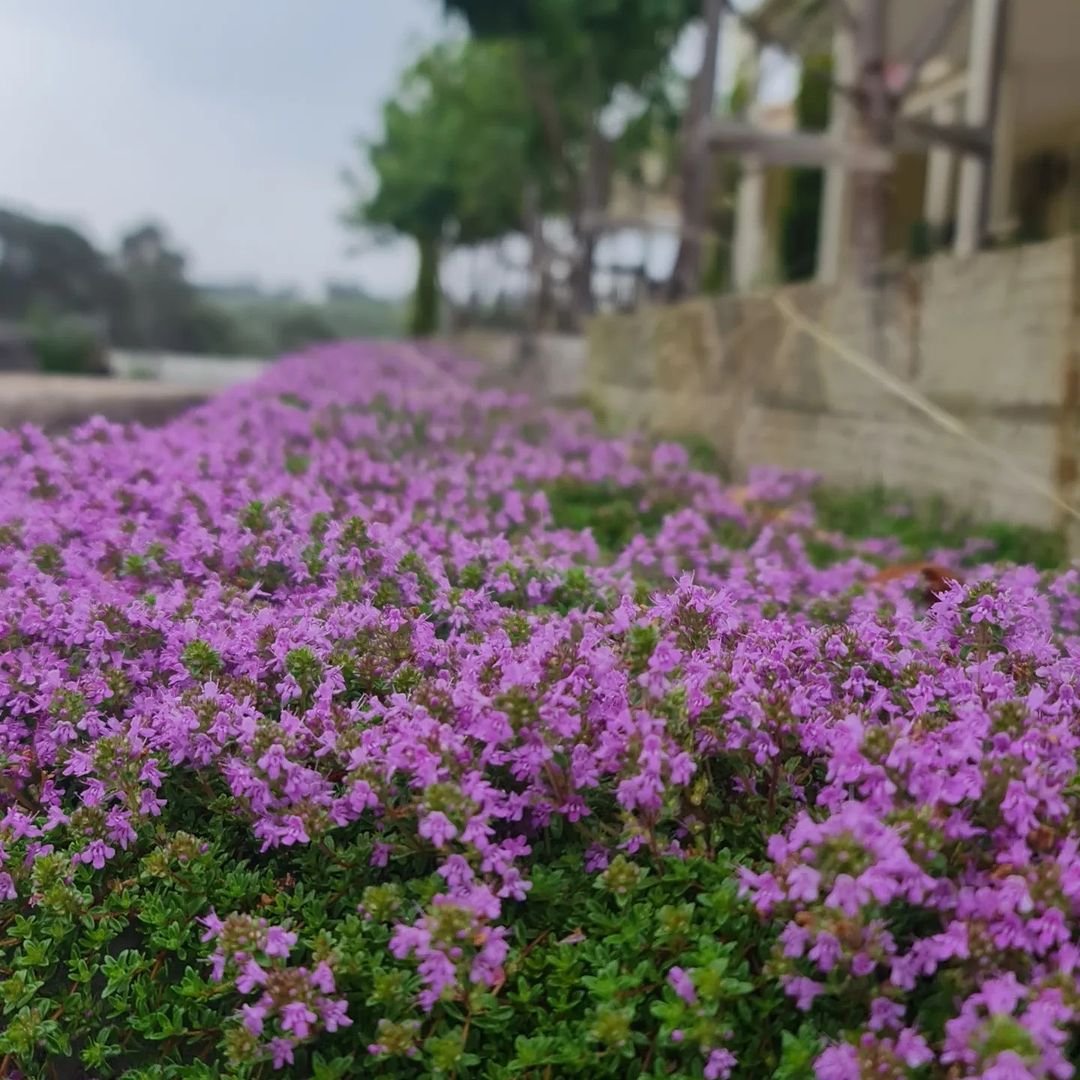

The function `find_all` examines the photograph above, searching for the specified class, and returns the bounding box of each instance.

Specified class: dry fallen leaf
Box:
[868,562,961,602]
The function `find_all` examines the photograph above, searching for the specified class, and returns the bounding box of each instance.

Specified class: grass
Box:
[812,485,1067,570]
[545,474,1068,571]
[545,480,682,553]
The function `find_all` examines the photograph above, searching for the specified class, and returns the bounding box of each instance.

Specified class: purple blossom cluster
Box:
[201,911,351,1064]
[3,342,1080,1076]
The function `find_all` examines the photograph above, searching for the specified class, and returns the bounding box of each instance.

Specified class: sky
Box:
[0,0,445,299]
[0,1,794,303]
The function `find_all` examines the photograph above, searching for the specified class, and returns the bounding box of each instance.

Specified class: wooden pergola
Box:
[715,0,1080,290]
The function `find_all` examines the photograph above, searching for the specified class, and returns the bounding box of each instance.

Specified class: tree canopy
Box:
[350,1,704,332]
[350,39,543,334]
[0,208,123,322]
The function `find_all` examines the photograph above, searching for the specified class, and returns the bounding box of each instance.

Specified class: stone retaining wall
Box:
[446,330,587,403]
[586,237,1080,543]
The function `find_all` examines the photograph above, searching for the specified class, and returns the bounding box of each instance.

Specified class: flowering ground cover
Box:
[2,343,1080,1079]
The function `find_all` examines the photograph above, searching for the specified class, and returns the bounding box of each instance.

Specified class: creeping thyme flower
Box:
[4,344,1080,1076]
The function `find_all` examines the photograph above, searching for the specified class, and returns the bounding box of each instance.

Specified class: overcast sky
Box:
[0,0,445,298]
[1,2,792,302]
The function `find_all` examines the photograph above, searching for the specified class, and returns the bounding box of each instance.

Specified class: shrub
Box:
[27,315,107,375]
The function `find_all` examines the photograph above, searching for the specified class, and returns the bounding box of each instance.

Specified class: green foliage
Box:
[4,802,808,1078]
[779,54,831,284]
[674,435,728,478]
[275,305,337,352]
[446,0,697,213]
[181,639,224,680]
[353,0,699,325]
[113,222,238,354]
[445,0,697,110]
[0,207,254,360]
[204,290,405,357]
[0,206,123,322]
[27,313,107,375]
[546,479,680,553]
[813,485,1067,569]
[351,39,540,335]
[793,54,832,133]
[702,158,741,295]
[909,218,954,261]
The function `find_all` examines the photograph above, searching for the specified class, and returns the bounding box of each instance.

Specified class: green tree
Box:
[350,41,538,336]
[113,222,240,354]
[0,207,124,324]
[26,309,109,375]
[443,0,698,318]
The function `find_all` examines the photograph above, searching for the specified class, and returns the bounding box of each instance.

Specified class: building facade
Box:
[730,0,1080,291]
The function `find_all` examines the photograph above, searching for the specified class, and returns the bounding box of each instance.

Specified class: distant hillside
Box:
[197,284,406,356]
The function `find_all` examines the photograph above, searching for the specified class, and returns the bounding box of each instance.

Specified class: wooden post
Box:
[733,155,766,291]
[731,20,764,293]
[988,70,1015,238]
[817,16,856,283]
[924,95,959,233]
[668,0,725,299]
[955,0,1004,257]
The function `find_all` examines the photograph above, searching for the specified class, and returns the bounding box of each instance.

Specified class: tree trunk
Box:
[410,233,440,338]
[570,231,596,324]
[850,0,894,363]
[851,0,891,287]
[570,125,609,325]
[668,0,725,300]
[520,183,547,369]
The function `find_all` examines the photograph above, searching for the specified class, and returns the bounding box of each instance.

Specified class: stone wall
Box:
[586,236,1080,540]
[446,330,587,403]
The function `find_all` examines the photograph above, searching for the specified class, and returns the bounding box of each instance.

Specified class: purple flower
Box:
[75,839,116,870]
[236,959,268,994]
[787,864,822,903]
[268,1037,294,1069]
[240,1002,267,1036]
[310,961,335,994]
[6,342,1080,1073]
[418,811,458,849]
[263,926,297,958]
[704,1048,736,1080]
[280,1002,317,1040]
[784,975,825,1012]
[814,1044,860,1080]
[667,966,697,1005]
[257,743,289,780]
[824,873,864,917]
[319,997,352,1032]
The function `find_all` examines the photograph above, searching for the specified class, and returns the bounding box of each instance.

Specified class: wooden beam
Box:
[956,0,1004,255]
[579,210,720,243]
[902,70,969,116]
[828,0,857,32]
[895,116,992,157]
[892,0,972,102]
[706,120,894,172]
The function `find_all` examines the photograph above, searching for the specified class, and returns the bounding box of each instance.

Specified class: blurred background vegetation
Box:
[0,206,405,374]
